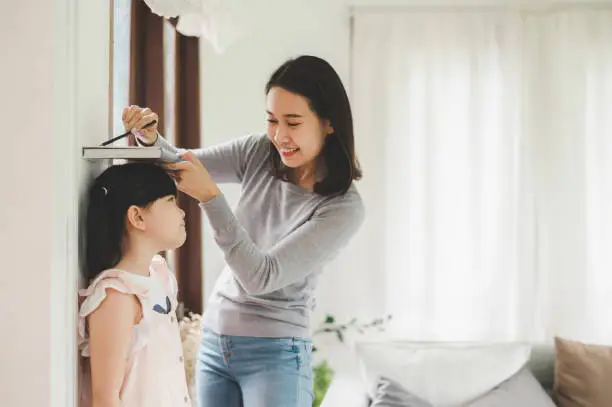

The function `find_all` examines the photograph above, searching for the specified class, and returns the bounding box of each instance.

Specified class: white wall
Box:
[0,1,110,406]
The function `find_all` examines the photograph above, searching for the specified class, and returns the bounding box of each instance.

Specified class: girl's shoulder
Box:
[79,269,151,317]
[78,255,178,318]
[79,255,175,309]
[78,269,151,358]
[78,256,175,357]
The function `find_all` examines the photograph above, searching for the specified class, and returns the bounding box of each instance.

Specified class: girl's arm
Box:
[88,289,140,407]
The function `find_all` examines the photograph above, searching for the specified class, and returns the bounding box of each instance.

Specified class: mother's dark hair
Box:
[265,55,362,196]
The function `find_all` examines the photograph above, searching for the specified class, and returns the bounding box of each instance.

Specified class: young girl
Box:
[78,162,191,407]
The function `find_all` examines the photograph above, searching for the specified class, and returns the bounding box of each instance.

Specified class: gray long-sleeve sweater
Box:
[152,133,365,338]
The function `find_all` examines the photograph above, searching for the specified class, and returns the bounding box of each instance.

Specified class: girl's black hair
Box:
[83,162,176,282]
[265,55,362,197]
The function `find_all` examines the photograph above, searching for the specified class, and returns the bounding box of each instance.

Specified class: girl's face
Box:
[266,86,333,170]
[138,195,186,250]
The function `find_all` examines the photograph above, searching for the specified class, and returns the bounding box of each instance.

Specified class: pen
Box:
[101,120,158,146]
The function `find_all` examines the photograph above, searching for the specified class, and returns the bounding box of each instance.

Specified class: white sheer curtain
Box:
[351,7,612,343]
[112,0,132,143]
[525,10,612,343]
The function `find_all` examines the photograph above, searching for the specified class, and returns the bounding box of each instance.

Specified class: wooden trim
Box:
[129,0,165,139]
[174,33,203,314]
[128,1,203,313]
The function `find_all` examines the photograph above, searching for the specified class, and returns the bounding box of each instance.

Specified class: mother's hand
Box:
[122,105,159,144]
[166,151,220,203]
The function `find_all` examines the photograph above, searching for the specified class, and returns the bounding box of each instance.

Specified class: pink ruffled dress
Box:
[78,255,191,407]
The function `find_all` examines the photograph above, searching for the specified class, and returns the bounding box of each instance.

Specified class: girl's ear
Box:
[126,205,146,231]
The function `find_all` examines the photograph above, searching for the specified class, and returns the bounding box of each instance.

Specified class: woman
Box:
[123,55,364,407]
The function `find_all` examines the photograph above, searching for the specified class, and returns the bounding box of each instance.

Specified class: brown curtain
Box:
[129,0,203,313]
[174,34,203,314]
[129,0,165,136]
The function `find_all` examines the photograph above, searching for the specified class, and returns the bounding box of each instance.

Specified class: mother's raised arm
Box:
[122,105,262,184]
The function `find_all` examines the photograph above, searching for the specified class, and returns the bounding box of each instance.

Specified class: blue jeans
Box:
[196,328,314,407]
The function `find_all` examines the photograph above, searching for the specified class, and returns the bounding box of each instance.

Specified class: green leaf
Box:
[324,314,336,324]
[313,361,334,407]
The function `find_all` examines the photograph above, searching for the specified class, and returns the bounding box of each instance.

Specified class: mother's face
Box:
[265,86,332,169]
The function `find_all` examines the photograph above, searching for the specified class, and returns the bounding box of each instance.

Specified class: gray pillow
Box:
[370,367,555,407]
[465,367,556,407]
[370,377,433,407]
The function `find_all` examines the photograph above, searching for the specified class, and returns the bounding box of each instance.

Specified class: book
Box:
[82,146,183,162]
[82,146,163,160]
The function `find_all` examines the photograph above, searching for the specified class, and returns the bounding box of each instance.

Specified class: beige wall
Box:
[0,0,110,406]
[0,0,53,405]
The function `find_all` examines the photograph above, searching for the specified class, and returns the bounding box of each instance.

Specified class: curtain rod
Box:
[349,2,612,15]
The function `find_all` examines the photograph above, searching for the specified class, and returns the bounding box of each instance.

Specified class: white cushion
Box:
[371,377,433,407]
[320,373,370,407]
[465,367,556,406]
[353,341,531,406]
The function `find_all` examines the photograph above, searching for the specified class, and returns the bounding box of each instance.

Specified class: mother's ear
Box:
[323,119,334,136]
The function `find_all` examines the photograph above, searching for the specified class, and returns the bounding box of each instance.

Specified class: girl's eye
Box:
[267,119,278,124]
[288,122,301,128]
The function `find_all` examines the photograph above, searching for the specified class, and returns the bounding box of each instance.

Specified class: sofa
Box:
[320,344,556,407]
